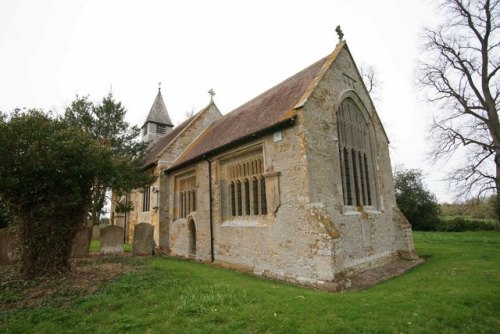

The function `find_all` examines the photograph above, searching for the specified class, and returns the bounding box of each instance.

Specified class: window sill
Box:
[342,206,381,215]
[221,218,267,227]
[342,209,362,216]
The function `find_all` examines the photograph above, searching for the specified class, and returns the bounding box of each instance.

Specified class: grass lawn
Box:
[1,231,499,333]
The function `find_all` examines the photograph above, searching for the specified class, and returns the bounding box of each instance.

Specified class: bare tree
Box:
[184,107,196,120]
[360,64,380,95]
[419,0,500,217]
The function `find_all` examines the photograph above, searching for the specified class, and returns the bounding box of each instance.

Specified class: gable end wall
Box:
[299,47,410,275]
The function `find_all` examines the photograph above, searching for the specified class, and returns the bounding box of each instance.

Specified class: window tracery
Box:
[175,173,196,219]
[226,153,267,217]
[337,98,376,207]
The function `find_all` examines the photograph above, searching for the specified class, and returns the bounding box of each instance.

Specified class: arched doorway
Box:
[187,218,196,256]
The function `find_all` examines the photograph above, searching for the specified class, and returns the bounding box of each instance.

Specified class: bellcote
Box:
[142,87,174,143]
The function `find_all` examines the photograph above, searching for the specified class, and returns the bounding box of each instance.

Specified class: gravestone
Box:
[100,225,123,255]
[133,223,154,256]
[70,227,92,258]
[0,227,18,264]
[92,225,100,240]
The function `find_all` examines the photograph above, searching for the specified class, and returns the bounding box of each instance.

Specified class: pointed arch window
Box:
[337,98,376,207]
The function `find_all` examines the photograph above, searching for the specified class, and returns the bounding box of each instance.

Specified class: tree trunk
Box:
[496,152,500,223]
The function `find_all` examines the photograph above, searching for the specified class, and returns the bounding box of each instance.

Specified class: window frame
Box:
[174,170,197,220]
[219,145,268,219]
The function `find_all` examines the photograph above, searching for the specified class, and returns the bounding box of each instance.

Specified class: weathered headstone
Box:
[133,223,154,256]
[0,227,18,264]
[70,227,92,258]
[100,225,123,255]
[92,225,100,240]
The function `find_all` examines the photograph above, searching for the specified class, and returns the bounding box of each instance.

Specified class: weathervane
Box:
[158,81,162,92]
[208,88,215,101]
[335,25,344,41]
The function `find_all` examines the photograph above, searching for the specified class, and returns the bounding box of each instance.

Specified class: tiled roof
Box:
[169,42,346,170]
[143,89,173,127]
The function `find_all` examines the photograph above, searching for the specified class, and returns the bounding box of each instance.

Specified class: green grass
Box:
[89,240,132,253]
[2,232,499,333]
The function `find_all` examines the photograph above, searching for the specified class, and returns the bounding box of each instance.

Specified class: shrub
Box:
[435,217,496,232]
[0,110,114,277]
[394,169,440,231]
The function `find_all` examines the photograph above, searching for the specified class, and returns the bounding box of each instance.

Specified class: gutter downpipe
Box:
[205,155,215,262]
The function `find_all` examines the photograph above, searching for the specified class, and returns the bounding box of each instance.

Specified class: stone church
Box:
[112,37,417,289]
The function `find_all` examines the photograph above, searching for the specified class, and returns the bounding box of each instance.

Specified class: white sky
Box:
[0,0,455,202]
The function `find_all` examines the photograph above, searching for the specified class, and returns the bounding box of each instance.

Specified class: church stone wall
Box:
[166,48,415,287]
[299,47,415,277]
[167,163,212,261]
[128,44,416,289]
[159,105,222,252]
[116,104,222,248]
[158,104,222,166]
[167,122,343,287]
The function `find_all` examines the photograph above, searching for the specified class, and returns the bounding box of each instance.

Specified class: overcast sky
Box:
[0,0,456,201]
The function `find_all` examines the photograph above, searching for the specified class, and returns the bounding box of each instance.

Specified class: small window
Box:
[260,176,267,215]
[252,177,259,215]
[156,124,167,135]
[236,181,242,216]
[230,182,236,216]
[244,179,250,215]
[142,186,150,212]
[142,125,148,136]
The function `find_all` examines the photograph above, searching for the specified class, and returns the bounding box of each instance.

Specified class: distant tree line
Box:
[441,196,497,220]
[394,168,498,232]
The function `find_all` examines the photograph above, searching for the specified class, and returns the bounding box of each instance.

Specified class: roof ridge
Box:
[168,47,337,171]
[294,41,346,109]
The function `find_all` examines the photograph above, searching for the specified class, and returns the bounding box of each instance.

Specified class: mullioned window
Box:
[337,98,376,207]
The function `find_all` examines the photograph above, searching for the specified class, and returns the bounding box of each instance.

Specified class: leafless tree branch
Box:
[418,0,500,215]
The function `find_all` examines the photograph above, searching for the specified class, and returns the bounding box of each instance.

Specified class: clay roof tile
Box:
[169,42,346,170]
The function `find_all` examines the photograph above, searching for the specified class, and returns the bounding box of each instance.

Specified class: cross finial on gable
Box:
[335,25,344,41]
[208,88,215,101]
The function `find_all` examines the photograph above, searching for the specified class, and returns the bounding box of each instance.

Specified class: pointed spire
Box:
[144,87,173,127]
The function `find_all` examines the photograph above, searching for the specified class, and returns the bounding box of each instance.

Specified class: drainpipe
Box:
[205,155,215,262]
